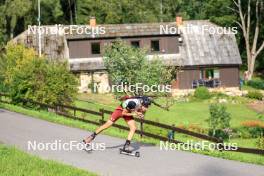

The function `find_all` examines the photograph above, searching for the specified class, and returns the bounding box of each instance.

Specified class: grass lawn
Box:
[75,93,264,150]
[147,101,261,128]
[76,93,261,128]
[0,145,96,176]
[1,102,263,165]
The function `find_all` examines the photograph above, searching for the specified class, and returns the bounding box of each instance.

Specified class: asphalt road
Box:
[0,109,263,176]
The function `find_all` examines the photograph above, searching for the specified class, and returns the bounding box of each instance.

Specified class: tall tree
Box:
[3,0,31,39]
[205,0,236,26]
[40,0,63,24]
[60,0,77,24]
[231,0,264,80]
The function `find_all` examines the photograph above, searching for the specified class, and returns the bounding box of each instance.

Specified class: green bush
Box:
[208,129,229,140]
[3,44,78,106]
[194,87,211,99]
[239,126,264,138]
[247,79,264,90]
[247,90,263,100]
[208,104,231,140]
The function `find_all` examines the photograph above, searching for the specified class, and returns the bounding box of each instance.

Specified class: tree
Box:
[103,40,175,96]
[40,0,63,24]
[158,0,183,22]
[60,0,77,24]
[204,0,236,26]
[2,0,32,39]
[231,0,264,80]
[3,44,78,106]
[208,104,231,140]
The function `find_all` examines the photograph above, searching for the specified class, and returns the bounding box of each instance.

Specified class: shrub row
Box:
[193,86,263,101]
[247,79,264,90]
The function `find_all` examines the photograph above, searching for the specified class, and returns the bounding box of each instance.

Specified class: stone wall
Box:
[171,87,250,97]
[78,71,109,93]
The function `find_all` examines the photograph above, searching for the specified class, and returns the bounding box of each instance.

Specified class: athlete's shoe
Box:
[122,140,132,153]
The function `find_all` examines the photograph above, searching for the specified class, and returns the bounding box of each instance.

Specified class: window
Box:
[205,68,220,79]
[151,40,160,52]
[214,69,220,79]
[131,41,140,48]
[91,42,100,54]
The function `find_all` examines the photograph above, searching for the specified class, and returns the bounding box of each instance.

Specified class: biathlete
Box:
[82,96,151,152]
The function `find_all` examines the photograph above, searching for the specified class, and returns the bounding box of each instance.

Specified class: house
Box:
[10,17,242,93]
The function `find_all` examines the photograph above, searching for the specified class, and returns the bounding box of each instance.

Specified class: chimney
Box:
[90,17,96,27]
[176,16,183,26]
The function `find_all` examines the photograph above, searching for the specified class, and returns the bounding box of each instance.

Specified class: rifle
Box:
[118,95,172,111]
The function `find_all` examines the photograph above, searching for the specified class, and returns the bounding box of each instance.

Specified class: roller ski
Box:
[119,140,140,157]
[81,133,96,152]
[80,140,92,152]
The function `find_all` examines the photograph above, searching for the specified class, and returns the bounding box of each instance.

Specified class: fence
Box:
[0,92,263,155]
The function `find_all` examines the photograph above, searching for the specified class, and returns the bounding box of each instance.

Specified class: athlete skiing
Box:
[82,96,151,152]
